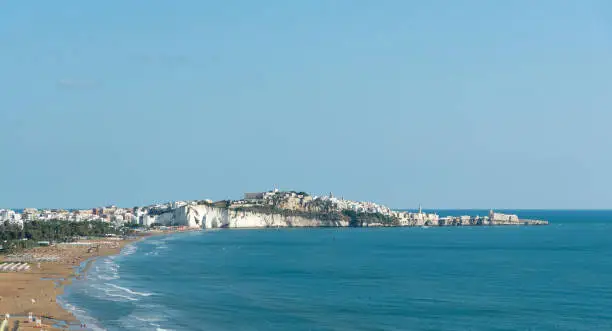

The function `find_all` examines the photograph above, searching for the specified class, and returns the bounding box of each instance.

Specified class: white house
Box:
[0,209,24,228]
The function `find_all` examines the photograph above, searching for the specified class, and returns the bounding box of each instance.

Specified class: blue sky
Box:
[1,1,611,209]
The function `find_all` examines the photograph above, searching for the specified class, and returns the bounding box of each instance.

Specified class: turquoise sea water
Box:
[60,210,612,331]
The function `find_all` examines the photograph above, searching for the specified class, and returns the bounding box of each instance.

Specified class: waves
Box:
[120,244,138,256]
[93,257,120,281]
[143,237,172,257]
[118,304,178,331]
[59,219,612,331]
[57,297,106,331]
[106,283,154,297]
[87,258,155,303]
[59,236,180,331]
[144,244,167,256]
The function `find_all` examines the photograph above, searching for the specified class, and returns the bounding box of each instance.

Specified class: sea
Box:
[59,210,612,331]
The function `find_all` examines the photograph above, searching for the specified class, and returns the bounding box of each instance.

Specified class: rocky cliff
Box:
[141,204,547,228]
[144,204,349,228]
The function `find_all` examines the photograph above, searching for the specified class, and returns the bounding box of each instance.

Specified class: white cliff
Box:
[134,190,548,228]
[141,204,349,229]
[225,209,348,228]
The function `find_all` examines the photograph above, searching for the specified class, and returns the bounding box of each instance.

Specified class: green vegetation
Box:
[342,210,399,227]
[231,205,343,221]
[210,200,231,208]
[229,205,400,227]
[0,220,130,253]
[125,222,142,229]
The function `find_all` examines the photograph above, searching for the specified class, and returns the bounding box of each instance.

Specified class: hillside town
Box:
[0,188,548,229]
[0,206,133,228]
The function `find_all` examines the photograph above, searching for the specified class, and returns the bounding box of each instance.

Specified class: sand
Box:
[0,238,137,331]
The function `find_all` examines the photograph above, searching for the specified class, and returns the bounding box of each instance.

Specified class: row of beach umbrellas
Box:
[0,262,31,272]
[5,255,59,262]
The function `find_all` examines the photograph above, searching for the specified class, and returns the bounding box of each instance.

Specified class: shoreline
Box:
[0,231,175,331]
[0,224,544,330]
[192,221,549,230]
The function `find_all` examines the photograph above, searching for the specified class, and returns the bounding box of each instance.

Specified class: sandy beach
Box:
[0,238,138,331]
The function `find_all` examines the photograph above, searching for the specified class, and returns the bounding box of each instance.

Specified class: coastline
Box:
[0,233,165,331]
[0,223,547,330]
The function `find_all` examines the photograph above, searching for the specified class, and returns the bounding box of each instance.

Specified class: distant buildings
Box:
[0,189,544,229]
[489,210,519,222]
[0,209,23,228]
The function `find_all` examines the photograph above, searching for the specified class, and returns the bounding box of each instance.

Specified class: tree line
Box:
[342,210,399,227]
[0,220,130,253]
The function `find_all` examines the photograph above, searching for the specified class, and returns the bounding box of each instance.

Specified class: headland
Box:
[1,189,548,232]
[131,189,549,229]
[0,189,547,329]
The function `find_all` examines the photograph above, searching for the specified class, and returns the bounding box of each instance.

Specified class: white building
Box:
[0,209,24,228]
[489,210,519,222]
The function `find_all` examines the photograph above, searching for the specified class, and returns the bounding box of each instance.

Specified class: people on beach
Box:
[1,238,131,329]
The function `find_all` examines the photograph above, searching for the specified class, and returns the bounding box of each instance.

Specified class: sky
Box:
[1,0,611,209]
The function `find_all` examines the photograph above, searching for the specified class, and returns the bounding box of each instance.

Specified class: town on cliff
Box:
[1,188,548,229]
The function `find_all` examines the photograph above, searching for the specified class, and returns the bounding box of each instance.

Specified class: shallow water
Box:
[61,210,612,330]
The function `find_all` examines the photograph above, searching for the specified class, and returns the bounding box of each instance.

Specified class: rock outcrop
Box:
[140,203,548,229]
[142,204,349,229]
